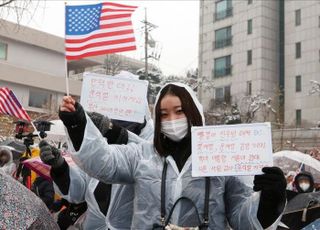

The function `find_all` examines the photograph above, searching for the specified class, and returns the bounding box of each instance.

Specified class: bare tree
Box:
[0,0,43,25]
[239,94,277,123]
[104,54,122,75]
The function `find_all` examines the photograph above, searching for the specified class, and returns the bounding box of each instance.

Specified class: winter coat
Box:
[67,83,282,229]
[54,111,154,230]
[0,171,59,229]
[0,147,16,176]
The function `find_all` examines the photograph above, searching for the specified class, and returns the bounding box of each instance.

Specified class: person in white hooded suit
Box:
[39,111,153,230]
[59,82,287,229]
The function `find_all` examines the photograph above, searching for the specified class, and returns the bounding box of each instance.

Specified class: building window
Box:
[247,50,252,65]
[247,19,252,34]
[296,109,301,127]
[0,42,7,60]
[295,75,301,92]
[214,26,232,49]
[214,55,232,78]
[295,9,301,26]
[215,0,233,21]
[248,0,253,4]
[295,42,301,59]
[246,81,252,95]
[214,85,231,104]
[28,89,52,109]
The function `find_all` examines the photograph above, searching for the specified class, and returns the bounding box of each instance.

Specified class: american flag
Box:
[0,87,31,121]
[65,2,138,60]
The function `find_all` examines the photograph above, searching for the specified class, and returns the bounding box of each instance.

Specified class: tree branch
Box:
[0,0,14,7]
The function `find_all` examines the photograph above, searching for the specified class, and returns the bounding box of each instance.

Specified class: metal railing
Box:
[214,37,232,49]
[213,66,232,78]
[213,7,233,21]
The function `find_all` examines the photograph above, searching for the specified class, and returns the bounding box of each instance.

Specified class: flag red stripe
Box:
[0,98,11,115]
[0,104,7,115]
[0,88,30,121]
[3,89,25,119]
[101,8,135,13]
[102,2,137,9]
[65,29,134,44]
[100,13,132,20]
[0,90,18,118]
[66,45,136,60]
[0,88,25,120]
[100,21,132,29]
[2,88,27,120]
[66,37,136,52]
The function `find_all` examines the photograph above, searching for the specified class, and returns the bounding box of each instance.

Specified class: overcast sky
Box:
[8,0,199,76]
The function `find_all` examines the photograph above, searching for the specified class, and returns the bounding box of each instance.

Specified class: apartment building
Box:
[284,1,320,128]
[199,0,320,128]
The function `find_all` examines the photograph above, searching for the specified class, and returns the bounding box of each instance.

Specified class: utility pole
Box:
[144,8,148,79]
[142,8,158,79]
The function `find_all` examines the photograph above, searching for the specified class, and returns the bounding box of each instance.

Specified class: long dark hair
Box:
[154,84,203,156]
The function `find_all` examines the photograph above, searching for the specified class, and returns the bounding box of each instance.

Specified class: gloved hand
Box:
[254,167,287,228]
[39,140,64,168]
[87,111,111,137]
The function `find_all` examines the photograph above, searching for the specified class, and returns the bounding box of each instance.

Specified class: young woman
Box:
[59,83,286,229]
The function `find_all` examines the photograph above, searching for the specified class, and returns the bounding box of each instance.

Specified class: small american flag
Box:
[0,87,31,121]
[65,2,138,60]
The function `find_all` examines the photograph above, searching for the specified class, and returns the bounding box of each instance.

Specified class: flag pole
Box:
[30,121,41,139]
[64,2,70,96]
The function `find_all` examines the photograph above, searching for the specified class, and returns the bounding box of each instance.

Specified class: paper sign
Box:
[191,122,273,177]
[80,72,149,123]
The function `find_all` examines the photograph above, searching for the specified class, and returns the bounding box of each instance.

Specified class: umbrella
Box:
[0,139,26,160]
[273,151,320,183]
[45,120,66,142]
[0,139,26,152]
[281,192,320,230]
[302,218,320,230]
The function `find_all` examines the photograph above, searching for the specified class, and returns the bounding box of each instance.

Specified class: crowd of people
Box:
[0,82,319,229]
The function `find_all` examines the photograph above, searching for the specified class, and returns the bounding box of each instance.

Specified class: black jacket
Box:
[32,176,55,209]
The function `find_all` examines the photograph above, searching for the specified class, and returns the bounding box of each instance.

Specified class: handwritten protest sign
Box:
[80,72,148,123]
[191,122,273,177]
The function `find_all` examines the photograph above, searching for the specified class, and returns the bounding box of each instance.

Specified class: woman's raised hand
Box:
[60,96,76,112]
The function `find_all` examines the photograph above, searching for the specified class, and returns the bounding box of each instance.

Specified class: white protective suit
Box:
[68,83,283,229]
[55,108,154,230]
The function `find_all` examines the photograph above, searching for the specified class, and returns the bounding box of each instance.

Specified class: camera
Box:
[14,120,53,144]
[33,120,52,139]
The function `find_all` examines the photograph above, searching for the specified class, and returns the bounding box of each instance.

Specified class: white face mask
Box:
[299,182,310,192]
[161,117,188,142]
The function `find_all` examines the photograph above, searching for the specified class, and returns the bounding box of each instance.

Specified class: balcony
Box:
[213,7,233,21]
[214,37,232,49]
[213,66,232,78]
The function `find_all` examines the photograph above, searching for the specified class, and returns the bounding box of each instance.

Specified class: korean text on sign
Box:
[191,123,273,177]
[80,72,148,123]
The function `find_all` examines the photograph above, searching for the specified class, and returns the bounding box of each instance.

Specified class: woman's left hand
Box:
[254,167,287,228]
[254,167,286,195]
